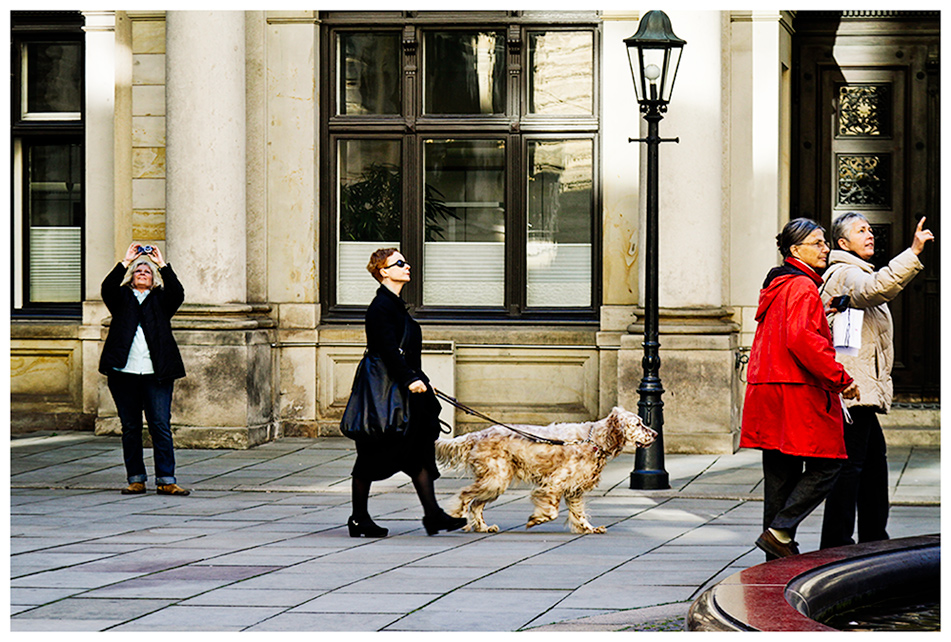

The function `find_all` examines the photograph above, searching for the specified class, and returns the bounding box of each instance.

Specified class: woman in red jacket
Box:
[741,218,860,558]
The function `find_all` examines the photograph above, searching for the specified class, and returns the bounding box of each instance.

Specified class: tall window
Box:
[11,11,85,314]
[321,12,600,320]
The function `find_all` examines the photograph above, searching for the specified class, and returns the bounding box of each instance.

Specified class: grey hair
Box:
[831,211,869,248]
[120,257,164,290]
[776,218,824,259]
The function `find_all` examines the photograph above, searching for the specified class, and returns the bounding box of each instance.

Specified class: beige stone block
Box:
[10,341,83,421]
[319,346,365,413]
[172,331,274,431]
[279,343,319,422]
[132,116,166,147]
[132,18,166,54]
[132,178,166,209]
[132,209,165,241]
[132,147,165,179]
[10,349,73,398]
[133,53,166,85]
[278,303,320,329]
[619,335,741,455]
[132,85,165,116]
[454,348,599,426]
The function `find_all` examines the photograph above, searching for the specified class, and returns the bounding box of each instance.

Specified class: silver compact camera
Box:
[138,245,154,255]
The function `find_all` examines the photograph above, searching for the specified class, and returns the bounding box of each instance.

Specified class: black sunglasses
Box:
[383,259,408,269]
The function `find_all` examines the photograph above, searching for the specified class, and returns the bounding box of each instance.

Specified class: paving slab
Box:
[9,432,940,632]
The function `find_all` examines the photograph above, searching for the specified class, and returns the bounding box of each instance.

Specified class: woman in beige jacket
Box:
[819,213,933,548]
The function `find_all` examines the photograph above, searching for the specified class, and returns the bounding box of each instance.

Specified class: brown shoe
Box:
[121,482,147,495]
[755,529,800,558]
[156,483,190,496]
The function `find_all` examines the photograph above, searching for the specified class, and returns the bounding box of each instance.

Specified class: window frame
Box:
[11,11,86,318]
[319,11,602,323]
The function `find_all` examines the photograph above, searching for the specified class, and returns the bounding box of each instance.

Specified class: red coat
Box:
[740,258,853,459]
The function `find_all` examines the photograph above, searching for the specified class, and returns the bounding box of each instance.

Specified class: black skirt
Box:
[351,389,442,482]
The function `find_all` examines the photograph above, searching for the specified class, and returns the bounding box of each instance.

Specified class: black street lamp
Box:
[624,11,685,490]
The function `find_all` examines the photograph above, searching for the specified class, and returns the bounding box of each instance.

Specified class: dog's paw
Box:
[590,525,606,534]
[487,524,499,533]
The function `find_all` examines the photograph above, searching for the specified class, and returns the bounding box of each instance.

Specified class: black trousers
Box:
[820,407,890,548]
[762,449,841,537]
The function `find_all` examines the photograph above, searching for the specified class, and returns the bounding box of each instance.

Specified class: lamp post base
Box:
[630,469,670,490]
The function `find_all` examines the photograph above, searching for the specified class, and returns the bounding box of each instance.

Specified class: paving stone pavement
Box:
[8,431,940,632]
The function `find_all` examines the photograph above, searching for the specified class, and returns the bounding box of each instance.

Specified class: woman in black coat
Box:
[99,243,189,496]
[348,248,466,537]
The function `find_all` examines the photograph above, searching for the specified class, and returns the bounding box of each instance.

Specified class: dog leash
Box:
[433,388,602,453]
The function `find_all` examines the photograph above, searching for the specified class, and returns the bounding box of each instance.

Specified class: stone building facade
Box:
[9,10,939,451]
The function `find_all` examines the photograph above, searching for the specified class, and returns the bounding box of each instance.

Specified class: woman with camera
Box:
[740,219,860,558]
[99,242,189,496]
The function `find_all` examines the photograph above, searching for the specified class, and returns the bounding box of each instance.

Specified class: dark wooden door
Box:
[793,11,940,400]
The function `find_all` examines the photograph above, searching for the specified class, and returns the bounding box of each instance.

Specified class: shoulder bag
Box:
[339,320,412,443]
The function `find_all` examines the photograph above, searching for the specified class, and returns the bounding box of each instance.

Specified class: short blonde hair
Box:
[367,248,398,283]
[120,257,163,290]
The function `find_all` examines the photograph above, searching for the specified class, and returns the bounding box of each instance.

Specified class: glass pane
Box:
[29,144,82,227]
[424,31,505,115]
[337,139,402,305]
[526,139,592,307]
[337,32,401,115]
[24,42,82,115]
[423,139,505,306]
[27,143,83,303]
[529,31,593,116]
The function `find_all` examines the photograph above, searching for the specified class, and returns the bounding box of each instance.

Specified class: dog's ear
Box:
[601,410,625,452]
[606,408,622,433]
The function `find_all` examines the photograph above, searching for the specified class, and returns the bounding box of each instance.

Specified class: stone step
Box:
[881,407,940,447]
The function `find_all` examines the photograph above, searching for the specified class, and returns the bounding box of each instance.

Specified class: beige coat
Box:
[820,248,923,411]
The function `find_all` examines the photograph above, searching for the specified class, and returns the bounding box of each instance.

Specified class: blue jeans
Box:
[107,372,177,485]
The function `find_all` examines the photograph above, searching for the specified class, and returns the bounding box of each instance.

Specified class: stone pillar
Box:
[158,11,275,448]
[80,11,120,428]
[166,11,247,302]
[617,11,742,454]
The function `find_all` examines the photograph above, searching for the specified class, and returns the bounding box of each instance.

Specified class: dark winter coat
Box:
[98,262,186,383]
[351,284,442,481]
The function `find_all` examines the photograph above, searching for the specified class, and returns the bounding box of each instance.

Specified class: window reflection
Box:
[23,42,81,117]
[27,143,82,302]
[337,139,401,304]
[528,31,593,116]
[527,139,592,307]
[423,139,506,306]
[424,31,505,115]
[337,33,401,115]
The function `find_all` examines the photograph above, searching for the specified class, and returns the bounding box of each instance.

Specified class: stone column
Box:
[81,11,120,428]
[166,11,247,302]
[160,11,276,448]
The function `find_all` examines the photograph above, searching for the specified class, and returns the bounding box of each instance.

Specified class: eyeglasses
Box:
[797,240,829,249]
[383,259,408,269]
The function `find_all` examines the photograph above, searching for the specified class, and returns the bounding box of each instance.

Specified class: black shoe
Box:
[422,511,467,536]
[348,515,388,538]
[755,529,800,558]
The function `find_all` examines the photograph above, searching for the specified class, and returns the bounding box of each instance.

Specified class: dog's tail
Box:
[434,434,475,470]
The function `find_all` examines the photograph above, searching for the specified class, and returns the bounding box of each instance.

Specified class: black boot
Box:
[348,515,388,538]
[422,511,467,536]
